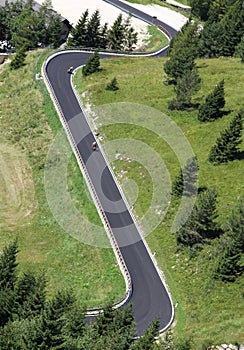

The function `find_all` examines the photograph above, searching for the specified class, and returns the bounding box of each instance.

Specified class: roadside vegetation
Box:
[74,55,244,346]
[0,50,125,307]
[136,25,169,52]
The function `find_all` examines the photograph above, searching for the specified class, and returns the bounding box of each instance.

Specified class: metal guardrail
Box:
[40,0,176,321]
[42,58,133,313]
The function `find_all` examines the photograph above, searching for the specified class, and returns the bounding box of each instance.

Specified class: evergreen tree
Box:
[130,319,159,350]
[176,206,203,248]
[214,196,244,281]
[228,195,244,252]
[67,9,89,47]
[0,289,15,327]
[172,156,198,198]
[86,10,103,48]
[14,271,46,319]
[164,21,199,84]
[209,111,243,164]
[0,239,18,326]
[106,77,119,91]
[67,9,109,49]
[97,304,115,336]
[190,0,212,20]
[168,67,201,110]
[10,47,26,69]
[214,239,243,281]
[220,0,244,57]
[44,7,63,48]
[0,0,25,42]
[195,187,219,238]
[176,188,219,248]
[108,13,125,50]
[30,290,75,349]
[0,238,18,291]
[197,21,224,58]
[168,20,199,55]
[198,80,225,121]
[164,48,196,84]
[65,305,86,339]
[182,156,198,197]
[172,168,184,197]
[82,50,100,76]
[11,0,41,50]
[207,0,232,23]
[236,34,244,63]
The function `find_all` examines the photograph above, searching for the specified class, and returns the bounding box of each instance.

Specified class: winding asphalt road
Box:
[44,0,178,336]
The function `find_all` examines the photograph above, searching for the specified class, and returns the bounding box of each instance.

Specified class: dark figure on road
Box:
[92,141,97,151]
[67,66,74,74]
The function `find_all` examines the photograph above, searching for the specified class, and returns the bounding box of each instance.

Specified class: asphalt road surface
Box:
[44,0,177,336]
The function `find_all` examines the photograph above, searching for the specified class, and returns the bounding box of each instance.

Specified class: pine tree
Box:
[209,111,243,164]
[15,271,46,319]
[11,0,41,50]
[31,290,75,349]
[168,67,201,110]
[10,47,27,69]
[197,21,224,58]
[108,14,125,50]
[176,188,219,248]
[172,168,184,197]
[46,12,63,48]
[190,0,212,20]
[236,34,244,63]
[164,48,197,84]
[198,80,225,121]
[86,10,103,48]
[214,239,243,281]
[182,156,198,197]
[172,157,198,197]
[97,304,115,336]
[130,319,159,350]
[228,195,244,252]
[66,306,86,339]
[67,9,89,47]
[0,289,15,327]
[106,77,119,91]
[82,50,100,76]
[0,239,19,326]
[220,0,244,57]
[0,238,18,291]
[164,21,199,84]
[176,207,203,248]
[195,187,219,239]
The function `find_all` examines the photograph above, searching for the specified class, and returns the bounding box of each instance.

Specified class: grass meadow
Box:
[0,50,125,307]
[73,55,244,346]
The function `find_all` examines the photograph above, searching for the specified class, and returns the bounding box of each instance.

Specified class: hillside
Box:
[0,51,125,307]
[73,55,244,345]
[0,49,243,347]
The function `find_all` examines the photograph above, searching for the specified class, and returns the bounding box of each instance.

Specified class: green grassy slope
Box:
[73,55,244,346]
[0,51,125,307]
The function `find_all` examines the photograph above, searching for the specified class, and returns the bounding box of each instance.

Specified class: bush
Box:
[105,77,119,91]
